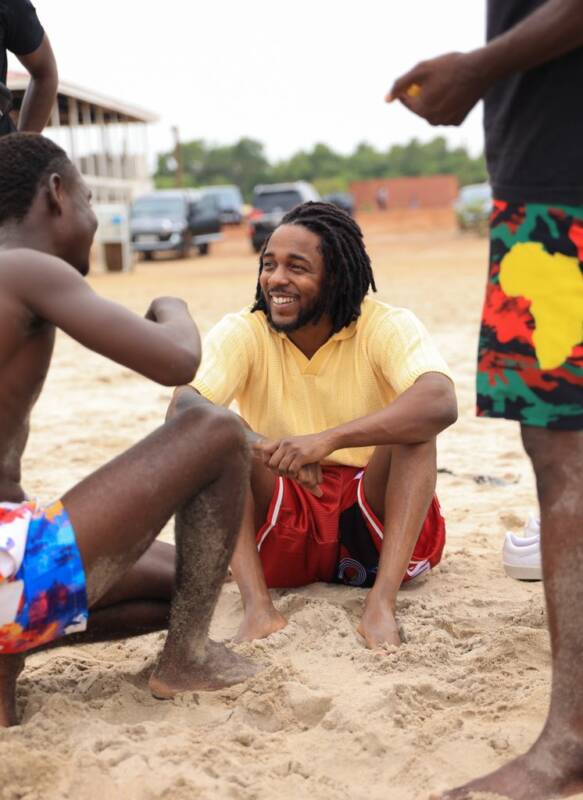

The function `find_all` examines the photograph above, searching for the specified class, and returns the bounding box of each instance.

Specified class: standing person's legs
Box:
[432,201,583,797]
[431,428,583,800]
[0,387,258,725]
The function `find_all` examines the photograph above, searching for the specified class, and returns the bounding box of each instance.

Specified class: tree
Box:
[154,135,487,197]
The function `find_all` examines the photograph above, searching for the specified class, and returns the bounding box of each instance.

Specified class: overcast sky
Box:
[10,1,487,162]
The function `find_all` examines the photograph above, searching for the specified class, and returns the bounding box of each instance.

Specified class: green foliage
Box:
[154,136,487,199]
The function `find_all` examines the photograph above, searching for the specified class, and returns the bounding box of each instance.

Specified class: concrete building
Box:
[7,71,157,204]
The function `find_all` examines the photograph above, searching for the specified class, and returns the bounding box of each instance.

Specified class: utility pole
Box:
[171,125,184,188]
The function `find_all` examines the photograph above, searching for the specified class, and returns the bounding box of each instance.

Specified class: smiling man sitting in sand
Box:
[193,201,457,649]
[0,133,259,726]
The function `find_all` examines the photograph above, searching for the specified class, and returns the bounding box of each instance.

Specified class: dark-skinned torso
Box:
[0,252,55,502]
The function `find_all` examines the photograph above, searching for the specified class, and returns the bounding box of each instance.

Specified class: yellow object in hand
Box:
[406,83,422,98]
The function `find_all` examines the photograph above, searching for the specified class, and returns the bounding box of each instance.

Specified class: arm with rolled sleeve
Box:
[4,0,57,133]
[255,308,457,477]
[193,313,256,408]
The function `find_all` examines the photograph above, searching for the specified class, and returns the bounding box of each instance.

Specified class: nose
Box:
[266,263,290,288]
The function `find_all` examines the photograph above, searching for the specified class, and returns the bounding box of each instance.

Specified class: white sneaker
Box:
[502,513,542,581]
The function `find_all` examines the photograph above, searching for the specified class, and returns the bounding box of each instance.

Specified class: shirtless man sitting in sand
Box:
[0,132,258,726]
[193,201,458,649]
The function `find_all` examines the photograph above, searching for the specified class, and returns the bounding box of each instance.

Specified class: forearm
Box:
[467,0,583,84]
[18,75,57,132]
[325,375,457,452]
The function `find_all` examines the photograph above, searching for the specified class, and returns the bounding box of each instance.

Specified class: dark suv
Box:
[248,181,319,252]
[130,189,222,260]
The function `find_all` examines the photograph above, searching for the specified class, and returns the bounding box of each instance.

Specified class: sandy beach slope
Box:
[2,213,568,800]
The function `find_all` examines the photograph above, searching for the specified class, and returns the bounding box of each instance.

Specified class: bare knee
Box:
[177,402,248,462]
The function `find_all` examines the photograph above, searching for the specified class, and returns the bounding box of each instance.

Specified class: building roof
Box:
[6,71,158,123]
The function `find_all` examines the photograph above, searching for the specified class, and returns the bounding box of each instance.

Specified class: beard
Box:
[264,292,327,333]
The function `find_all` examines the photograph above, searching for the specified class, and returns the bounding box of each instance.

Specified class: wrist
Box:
[462,47,501,90]
[322,428,341,454]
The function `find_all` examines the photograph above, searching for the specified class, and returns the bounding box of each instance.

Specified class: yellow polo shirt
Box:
[194,297,452,468]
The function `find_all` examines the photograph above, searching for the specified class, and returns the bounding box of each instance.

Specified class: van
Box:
[200,185,244,224]
[248,181,320,252]
[130,189,222,260]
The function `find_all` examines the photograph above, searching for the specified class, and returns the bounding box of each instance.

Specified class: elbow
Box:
[154,348,201,386]
[436,387,458,432]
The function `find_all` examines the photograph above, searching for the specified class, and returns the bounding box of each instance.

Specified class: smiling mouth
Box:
[269,294,298,307]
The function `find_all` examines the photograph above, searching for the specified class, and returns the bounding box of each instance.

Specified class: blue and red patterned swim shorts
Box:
[0,500,88,654]
[477,200,583,430]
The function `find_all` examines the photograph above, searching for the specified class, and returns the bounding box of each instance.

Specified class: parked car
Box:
[130,189,222,260]
[200,184,244,224]
[248,181,320,252]
[322,192,355,217]
[455,183,492,234]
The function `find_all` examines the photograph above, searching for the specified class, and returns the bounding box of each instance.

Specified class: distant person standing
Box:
[375,186,388,210]
[0,0,57,135]
[389,1,583,799]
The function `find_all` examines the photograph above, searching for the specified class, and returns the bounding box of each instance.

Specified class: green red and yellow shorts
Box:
[477,200,583,430]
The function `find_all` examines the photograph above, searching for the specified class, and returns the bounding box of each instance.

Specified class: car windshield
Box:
[131,197,186,220]
[253,190,302,212]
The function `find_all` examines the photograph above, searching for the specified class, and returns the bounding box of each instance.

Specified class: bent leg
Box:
[359,440,436,649]
[230,458,287,642]
[68,540,176,643]
[0,387,258,724]
[432,428,583,800]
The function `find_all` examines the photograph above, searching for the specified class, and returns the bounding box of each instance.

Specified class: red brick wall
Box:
[349,175,459,211]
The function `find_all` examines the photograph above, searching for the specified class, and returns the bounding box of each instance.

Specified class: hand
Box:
[253,433,336,497]
[255,433,334,476]
[387,51,487,126]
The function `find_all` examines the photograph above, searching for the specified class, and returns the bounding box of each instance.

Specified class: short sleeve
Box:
[5,0,44,56]
[368,307,453,396]
[193,312,256,407]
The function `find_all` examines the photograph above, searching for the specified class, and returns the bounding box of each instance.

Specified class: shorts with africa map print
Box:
[477,200,583,430]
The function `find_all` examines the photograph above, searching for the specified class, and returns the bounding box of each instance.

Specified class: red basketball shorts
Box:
[256,465,446,589]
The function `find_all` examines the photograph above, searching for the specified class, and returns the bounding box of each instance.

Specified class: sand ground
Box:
[1,211,563,800]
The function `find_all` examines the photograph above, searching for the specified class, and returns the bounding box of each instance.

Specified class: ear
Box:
[46,173,65,215]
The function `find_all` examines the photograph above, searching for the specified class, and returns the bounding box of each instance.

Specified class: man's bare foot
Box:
[0,654,25,727]
[357,595,400,649]
[429,735,583,800]
[149,639,260,699]
[234,603,287,643]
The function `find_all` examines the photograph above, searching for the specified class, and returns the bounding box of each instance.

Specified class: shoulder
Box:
[206,307,270,344]
[0,249,82,292]
[358,297,424,339]
[2,0,44,53]
[0,249,79,288]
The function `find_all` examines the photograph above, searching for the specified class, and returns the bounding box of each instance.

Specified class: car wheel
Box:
[197,243,209,256]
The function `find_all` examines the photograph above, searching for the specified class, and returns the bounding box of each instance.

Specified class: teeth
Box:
[272,296,295,305]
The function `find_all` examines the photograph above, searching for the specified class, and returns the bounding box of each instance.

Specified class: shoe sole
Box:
[503,562,542,581]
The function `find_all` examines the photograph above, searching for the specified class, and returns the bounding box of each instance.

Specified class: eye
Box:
[262,260,275,271]
[290,263,306,272]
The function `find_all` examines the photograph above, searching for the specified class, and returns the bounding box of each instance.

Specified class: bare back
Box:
[0,251,55,501]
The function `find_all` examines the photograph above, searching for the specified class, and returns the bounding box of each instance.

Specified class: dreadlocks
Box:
[0,133,73,225]
[251,201,377,333]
